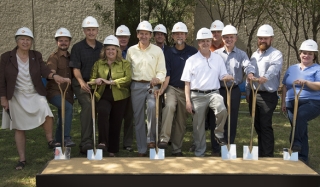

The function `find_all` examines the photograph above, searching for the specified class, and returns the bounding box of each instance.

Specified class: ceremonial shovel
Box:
[283,82,304,161]
[243,79,260,160]
[221,80,237,160]
[150,84,165,160]
[54,83,71,160]
[87,82,103,160]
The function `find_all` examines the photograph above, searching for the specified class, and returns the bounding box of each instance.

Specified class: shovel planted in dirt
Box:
[150,84,165,160]
[221,80,237,160]
[55,83,71,160]
[87,82,103,160]
[243,79,260,160]
[283,82,304,161]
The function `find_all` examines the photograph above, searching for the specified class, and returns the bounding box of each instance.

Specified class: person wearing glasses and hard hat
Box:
[116,25,134,152]
[247,24,283,157]
[0,27,70,170]
[69,16,103,155]
[90,35,131,157]
[213,25,255,156]
[281,39,320,164]
[126,20,166,157]
[153,24,169,53]
[157,22,197,156]
[181,28,233,157]
[46,28,76,148]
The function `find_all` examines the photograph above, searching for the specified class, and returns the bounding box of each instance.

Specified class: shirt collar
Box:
[55,48,70,57]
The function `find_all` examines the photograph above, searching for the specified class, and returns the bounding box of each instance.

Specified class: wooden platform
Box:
[36,157,320,187]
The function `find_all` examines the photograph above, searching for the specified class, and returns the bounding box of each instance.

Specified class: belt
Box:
[172,86,184,90]
[132,80,150,83]
[191,89,217,94]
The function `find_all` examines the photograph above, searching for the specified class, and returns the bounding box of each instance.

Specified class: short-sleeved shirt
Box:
[282,63,320,101]
[46,49,73,104]
[215,46,255,87]
[181,51,228,90]
[69,39,103,82]
[165,44,197,88]
[126,43,166,82]
[250,46,283,92]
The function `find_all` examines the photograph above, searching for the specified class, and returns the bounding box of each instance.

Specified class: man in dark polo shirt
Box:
[157,22,197,156]
[69,16,103,154]
[46,27,75,147]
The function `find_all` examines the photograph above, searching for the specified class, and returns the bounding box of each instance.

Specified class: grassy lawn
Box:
[0,99,320,187]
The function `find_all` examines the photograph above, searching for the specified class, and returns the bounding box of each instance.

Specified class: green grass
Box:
[1,100,320,187]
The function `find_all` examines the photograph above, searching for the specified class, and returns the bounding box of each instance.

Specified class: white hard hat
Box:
[299,39,318,52]
[154,24,167,34]
[103,35,119,47]
[116,25,131,36]
[136,21,153,32]
[196,28,213,40]
[15,27,34,38]
[222,25,237,35]
[257,24,274,36]
[82,16,99,28]
[171,22,188,33]
[210,20,224,31]
[55,28,72,38]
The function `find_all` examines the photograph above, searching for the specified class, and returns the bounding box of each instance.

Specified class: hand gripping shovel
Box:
[150,83,165,160]
[283,82,304,161]
[87,82,103,160]
[54,82,71,160]
[221,80,237,160]
[243,79,260,160]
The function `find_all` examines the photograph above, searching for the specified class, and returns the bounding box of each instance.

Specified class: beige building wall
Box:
[0,0,114,61]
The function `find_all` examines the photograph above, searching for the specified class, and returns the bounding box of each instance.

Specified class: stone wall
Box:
[0,0,114,61]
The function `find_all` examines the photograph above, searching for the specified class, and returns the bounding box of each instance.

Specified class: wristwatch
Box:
[51,73,57,79]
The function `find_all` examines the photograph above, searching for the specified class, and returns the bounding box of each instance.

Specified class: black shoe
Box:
[291,145,301,153]
[80,143,93,153]
[172,152,183,157]
[168,141,172,146]
[189,145,196,152]
[123,146,133,152]
[158,142,168,149]
[214,135,227,146]
[48,140,61,149]
[65,139,76,147]
[210,152,221,157]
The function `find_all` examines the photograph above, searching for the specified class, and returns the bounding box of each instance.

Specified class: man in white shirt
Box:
[181,28,233,157]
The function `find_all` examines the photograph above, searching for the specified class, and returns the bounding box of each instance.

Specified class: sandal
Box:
[15,161,26,170]
[48,140,61,149]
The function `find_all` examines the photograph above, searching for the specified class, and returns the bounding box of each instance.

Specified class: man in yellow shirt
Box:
[126,20,166,157]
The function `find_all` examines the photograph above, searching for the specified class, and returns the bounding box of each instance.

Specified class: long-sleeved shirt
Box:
[90,59,131,102]
[126,43,166,82]
[249,46,283,92]
[215,46,255,87]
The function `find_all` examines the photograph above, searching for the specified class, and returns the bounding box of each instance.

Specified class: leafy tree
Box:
[95,0,196,46]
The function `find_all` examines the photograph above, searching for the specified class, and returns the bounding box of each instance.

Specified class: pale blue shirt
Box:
[215,46,255,87]
[282,63,320,101]
[249,46,283,92]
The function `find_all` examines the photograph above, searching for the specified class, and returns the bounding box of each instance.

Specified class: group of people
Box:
[1,15,319,170]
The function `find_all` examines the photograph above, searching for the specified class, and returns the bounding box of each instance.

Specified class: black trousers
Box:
[249,91,278,157]
[97,88,128,153]
[210,86,241,153]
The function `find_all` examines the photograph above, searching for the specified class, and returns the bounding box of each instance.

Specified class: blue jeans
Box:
[286,99,320,162]
[49,95,73,143]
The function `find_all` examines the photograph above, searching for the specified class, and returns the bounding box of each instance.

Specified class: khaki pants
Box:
[191,90,227,157]
[160,86,188,153]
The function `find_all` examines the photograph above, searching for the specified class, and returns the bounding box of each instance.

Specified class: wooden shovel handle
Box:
[58,82,70,154]
[223,80,234,150]
[87,82,98,154]
[249,79,261,153]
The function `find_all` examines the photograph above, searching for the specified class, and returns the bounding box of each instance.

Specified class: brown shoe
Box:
[138,153,147,157]
[147,142,155,148]
[158,141,168,149]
